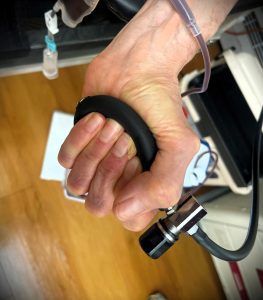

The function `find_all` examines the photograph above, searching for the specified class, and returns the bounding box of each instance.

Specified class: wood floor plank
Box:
[0,117,31,198]
[0,182,225,300]
[0,66,225,300]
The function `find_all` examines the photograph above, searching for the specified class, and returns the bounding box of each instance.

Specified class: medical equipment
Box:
[74,93,262,261]
[51,0,262,261]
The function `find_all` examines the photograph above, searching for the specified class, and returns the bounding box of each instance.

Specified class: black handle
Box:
[74,95,157,171]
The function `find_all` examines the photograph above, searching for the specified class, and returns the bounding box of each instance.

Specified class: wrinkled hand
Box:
[58,0,236,231]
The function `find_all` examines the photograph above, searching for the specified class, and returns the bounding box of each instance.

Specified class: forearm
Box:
[82,0,240,132]
[98,0,238,98]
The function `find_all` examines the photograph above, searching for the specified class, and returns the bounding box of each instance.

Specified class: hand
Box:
[58,0,237,231]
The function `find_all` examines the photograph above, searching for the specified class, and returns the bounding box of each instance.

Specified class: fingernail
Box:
[116,197,144,221]
[112,133,130,157]
[128,138,137,159]
[126,157,141,178]
[99,119,123,143]
[117,157,141,187]
[84,113,104,133]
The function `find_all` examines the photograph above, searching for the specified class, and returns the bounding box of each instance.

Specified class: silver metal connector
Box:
[139,195,207,259]
[162,195,207,236]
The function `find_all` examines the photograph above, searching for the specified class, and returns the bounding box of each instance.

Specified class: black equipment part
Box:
[139,221,177,259]
[104,0,263,23]
[74,95,157,171]
[73,94,262,262]
[188,64,263,187]
[192,105,263,261]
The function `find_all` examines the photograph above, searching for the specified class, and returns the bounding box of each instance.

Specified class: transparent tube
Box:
[181,33,211,97]
[169,0,211,97]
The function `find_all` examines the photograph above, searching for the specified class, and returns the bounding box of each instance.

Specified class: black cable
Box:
[192,106,263,261]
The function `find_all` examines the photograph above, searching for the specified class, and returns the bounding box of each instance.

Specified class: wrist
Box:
[139,0,237,67]
[85,0,238,103]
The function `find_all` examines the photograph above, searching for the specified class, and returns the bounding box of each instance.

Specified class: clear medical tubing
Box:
[169,0,211,97]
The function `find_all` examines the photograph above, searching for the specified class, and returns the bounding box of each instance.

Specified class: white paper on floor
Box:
[40,111,73,181]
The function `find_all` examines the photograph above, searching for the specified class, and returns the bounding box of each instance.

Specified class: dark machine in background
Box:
[0,0,124,69]
[1,0,262,71]
[188,63,263,186]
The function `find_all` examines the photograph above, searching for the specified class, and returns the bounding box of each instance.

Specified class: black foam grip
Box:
[74,95,157,171]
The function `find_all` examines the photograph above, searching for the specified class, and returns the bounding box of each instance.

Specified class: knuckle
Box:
[97,157,120,178]
[113,205,123,221]
[82,138,110,162]
[153,178,181,208]
[97,163,113,178]
[83,148,101,162]
[85,194,111,218]
[67,174,89,195]
[113,203,135,222]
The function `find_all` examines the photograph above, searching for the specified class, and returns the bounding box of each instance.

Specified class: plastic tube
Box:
[169,0,211,97]
[181,34,211,97]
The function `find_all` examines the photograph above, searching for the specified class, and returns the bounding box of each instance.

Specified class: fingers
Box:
[58,113,105,169]
[115,156,142,194]
[58,110,141,221]
[85,133,136,217]
[66,119,124,195]
[115,157,158,232]
[114,129,200,222]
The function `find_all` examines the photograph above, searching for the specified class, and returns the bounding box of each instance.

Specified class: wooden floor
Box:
[0,65,225,300]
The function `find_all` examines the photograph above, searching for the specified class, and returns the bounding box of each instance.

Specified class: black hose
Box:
[192,105,263,261]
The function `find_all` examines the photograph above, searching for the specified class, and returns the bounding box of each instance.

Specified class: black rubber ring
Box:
[74,95,158,171]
